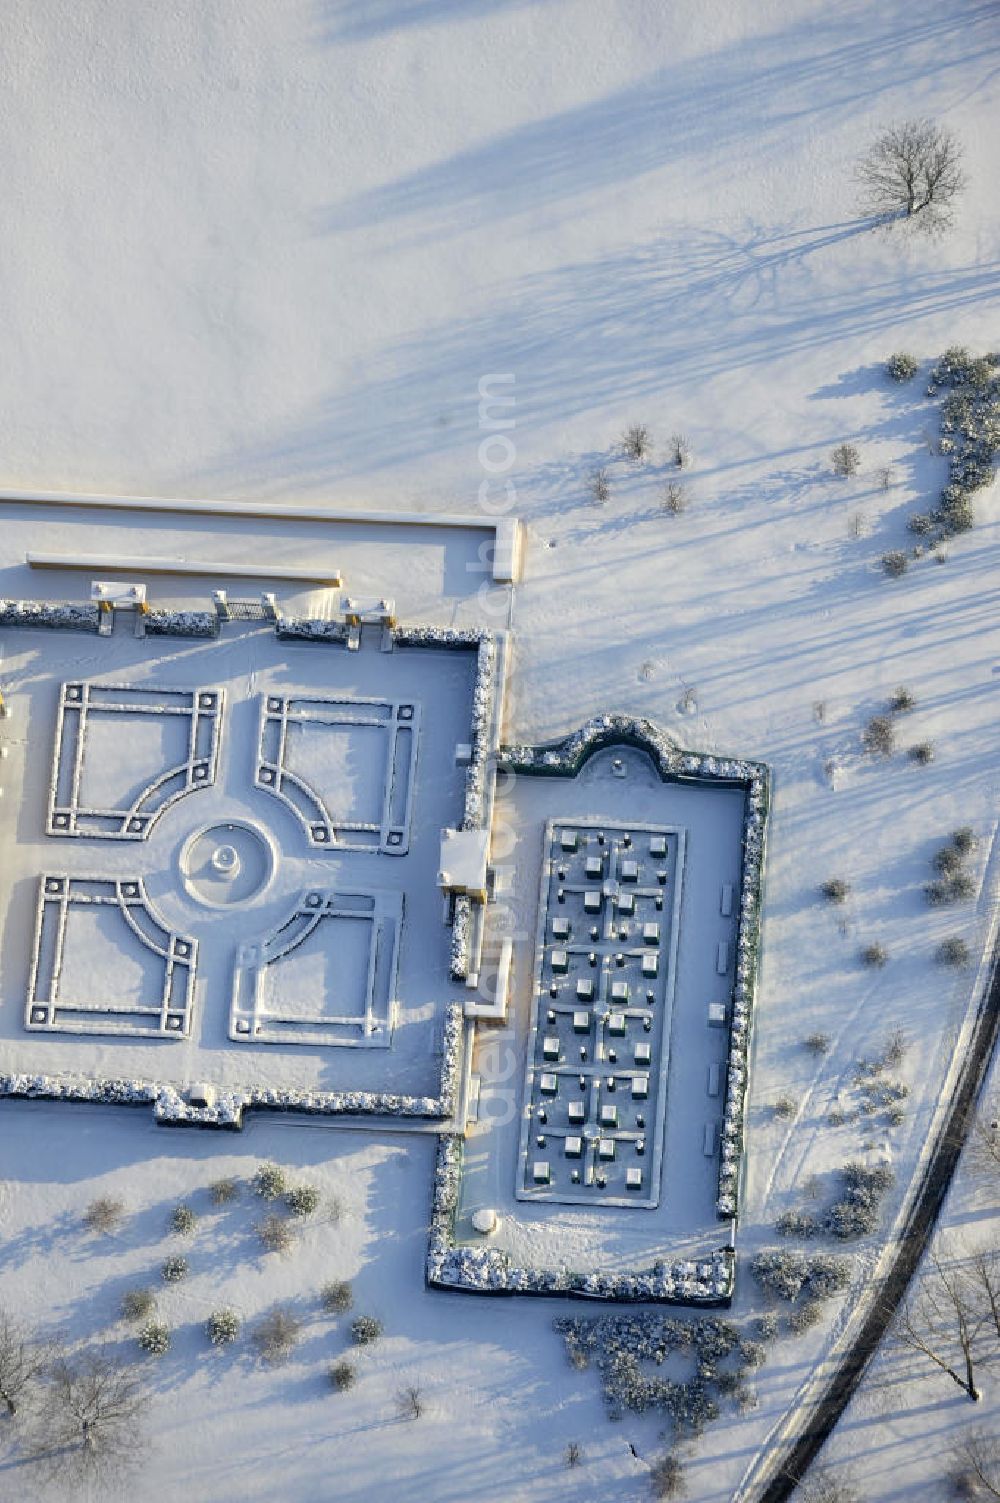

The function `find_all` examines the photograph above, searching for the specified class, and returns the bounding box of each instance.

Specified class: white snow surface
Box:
[0,1,998,1500]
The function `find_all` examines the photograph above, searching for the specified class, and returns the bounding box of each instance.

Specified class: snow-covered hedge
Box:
[0,1003,464,1128]
[0,599,99,632]
[499,717,770,1223]
[145,609,219,638]
[275,616,349,643]
[425,1134,735,1305]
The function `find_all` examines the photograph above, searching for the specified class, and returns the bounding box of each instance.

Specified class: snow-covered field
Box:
[0,1,998,1500]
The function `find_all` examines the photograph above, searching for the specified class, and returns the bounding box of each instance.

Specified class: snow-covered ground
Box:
[0,1,998,1499]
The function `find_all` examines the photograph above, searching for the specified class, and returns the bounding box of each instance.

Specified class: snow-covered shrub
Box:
[350,1315,383,1347]
[882,1029,908,1069]
[823,1162,895,1240]
[650,1452,686,1498]
[138,1321,171,1356]
[253,1162,287,1201]
[160,1255,188,1283]
[756,1312,779,1341]
[83,1197,125,1234]
[751,1250,852,1304]
[621,423,651,463]
[170,1204,197,1236]
[938,937,971,967]
[776,1209,819,1238]
[831,443,861,477]
[862,715,895,756]
[882,550,908,577]
[908,511,936,535]
[121,1288,155,1323]
[860,942,888,968]
[253,1307,302,1365]
[804,1031,832,1055]
[886,352,919,382]
[256,1215,294,1254]
[788,1300,824,1335]
[284,1185,320,1218]
[320,1280,353,1315]
[329,1360,356,1392]
[209,1177,239,1206]
[889,686,916,713]
[909,741,935,764]
[953,826,978,857]
[934,845,964,876]
[668,433,692,468]
[926,872,976,905]
[820,879,850,903]
[206,1309,240,1346]
[773,1094,798,1120]
[662,481,686,514]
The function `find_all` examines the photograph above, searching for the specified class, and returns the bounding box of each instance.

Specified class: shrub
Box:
[788,1301,824,1335]
[889,686,916,713]
[565,1441,583,1468]
[350,1315,383,1347]
[937,937,971,967]
[881,550,908,578]
[329,1359,356,1393]
[650,1452,686,1499]
[121,1288,155,1323]
[773,1094,798,1120]
[621,424,651,463]
[320,1280,353,1315]
[256,1215,294,1254]
[284,1185,320,1218]
[860,942,888,968]
[82,1197,125,1234]
[934,845,964,876]
[952,826,977,856]
[253,1162,287,1201]
[881,1029,908,1069]
[662,481,686,514]
[886,353,919,382]
[824,1162,895,1240]
[804,1031,832,1055]
[589,467,611,503]
[928,872,976,904]
[877,465,895,491]
[209,1177,239,1206]
[756,1312,779,1341]
[206,1308,240,1346]
[137,1321,171,1356]
[253,1307,302,1365]
[862,715,895,756]
[908,511,936,535]
[170,1203,197,1236]
[909,741,935,764]
[831,443,861,477]
[668,433,692,468]
[776,1209,819,1238]
[820,879,850,903]
[751,1250,852,1304]
[161,1255,188,1283]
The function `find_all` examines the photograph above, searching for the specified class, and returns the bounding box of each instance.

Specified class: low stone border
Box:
[0,599,99,632]
[498,715,770,1224]
[426,1134,734,1304]
[0,1002,465,1130]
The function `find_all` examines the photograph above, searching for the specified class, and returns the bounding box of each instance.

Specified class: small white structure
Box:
[708,1002,727,1028]
[472,1207,498,1235]
[532,1161,551,1185]
[438,828,490,902]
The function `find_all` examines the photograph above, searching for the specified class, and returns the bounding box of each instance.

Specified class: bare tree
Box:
[395,1384,424,1420]
[893,1250,985,1401]
[951,1429,1000,1499]
[28,1349,149,1489]
[252,1307,302,1365]
[856,120,966,231]
[0,1309,52,1418]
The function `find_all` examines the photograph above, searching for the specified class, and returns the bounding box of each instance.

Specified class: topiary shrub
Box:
[121,1288,155,1324]
[137,1321,171,1356]
[350,1315,383,1347]
[170,1204,197,1236]
[253,1162,287,1201]
[329,1359,356,1393]
[886,353,919,382]
[161,1255,188,1283]
[206,1308,241,1346]
[831,443,861,477]
[284,1185,320,1218]
[320,1280,353,1315]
